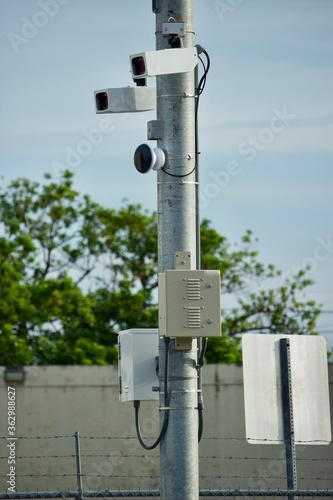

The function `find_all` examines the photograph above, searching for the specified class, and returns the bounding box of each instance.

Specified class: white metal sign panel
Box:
[242,334,331,445]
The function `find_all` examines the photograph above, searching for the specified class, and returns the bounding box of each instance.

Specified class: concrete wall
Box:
[0,364,332,492]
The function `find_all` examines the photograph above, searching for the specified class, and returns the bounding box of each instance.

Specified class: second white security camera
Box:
[94,86,156,114]
[134,143,165,174]
[130,47,198,79]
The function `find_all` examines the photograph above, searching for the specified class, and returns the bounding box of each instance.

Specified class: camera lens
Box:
[132,56,146,76]
[96,92,108,111]
[138,57,145,73]
[134,144,152,174]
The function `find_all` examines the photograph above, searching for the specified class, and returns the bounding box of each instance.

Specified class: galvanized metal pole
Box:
[154,1,199,499]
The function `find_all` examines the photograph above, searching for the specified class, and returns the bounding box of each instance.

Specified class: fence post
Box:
[75,431,83,499]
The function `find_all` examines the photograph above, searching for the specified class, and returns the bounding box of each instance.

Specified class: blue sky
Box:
[0,0,332,346]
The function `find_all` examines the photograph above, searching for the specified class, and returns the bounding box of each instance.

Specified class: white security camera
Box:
[129,47,198,80]
[94,86,156,114]
[134,143,165,174]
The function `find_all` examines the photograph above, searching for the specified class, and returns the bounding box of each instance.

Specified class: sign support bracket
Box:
[279,338,298,499]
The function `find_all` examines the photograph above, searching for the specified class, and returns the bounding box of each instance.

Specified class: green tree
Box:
[0,171,322,365]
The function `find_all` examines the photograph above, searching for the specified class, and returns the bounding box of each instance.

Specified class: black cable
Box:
[134,337,170,450]
[198,404,204,443]
[198,336,208,369]
[197,50,210,96]
[161,163,197,178]
[197,337,208,442]
[195,48,210,441]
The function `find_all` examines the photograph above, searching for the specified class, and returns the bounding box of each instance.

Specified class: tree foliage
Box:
[0,171,322,365]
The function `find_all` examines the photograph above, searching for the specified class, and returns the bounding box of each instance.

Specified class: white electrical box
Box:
[118,329,159,402]
[158,270,221,337]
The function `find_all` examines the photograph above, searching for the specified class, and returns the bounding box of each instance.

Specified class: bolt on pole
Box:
[154,1,199,499]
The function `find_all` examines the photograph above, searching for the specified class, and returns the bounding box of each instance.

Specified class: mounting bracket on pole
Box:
[162,22,186,37]
[152,0,161,13]
[174,251,192,270]
[174,252,193,350]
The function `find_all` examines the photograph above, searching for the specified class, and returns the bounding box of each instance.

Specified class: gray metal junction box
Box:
[118,328,159,402]
[158,270,221,337]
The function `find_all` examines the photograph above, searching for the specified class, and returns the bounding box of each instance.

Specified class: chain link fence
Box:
[1,491,333,499]
[1,433,332,499]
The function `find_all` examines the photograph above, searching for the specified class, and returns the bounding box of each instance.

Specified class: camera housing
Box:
[134,143,165,174]
[94,86,156,114]
[130,47,198,80]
